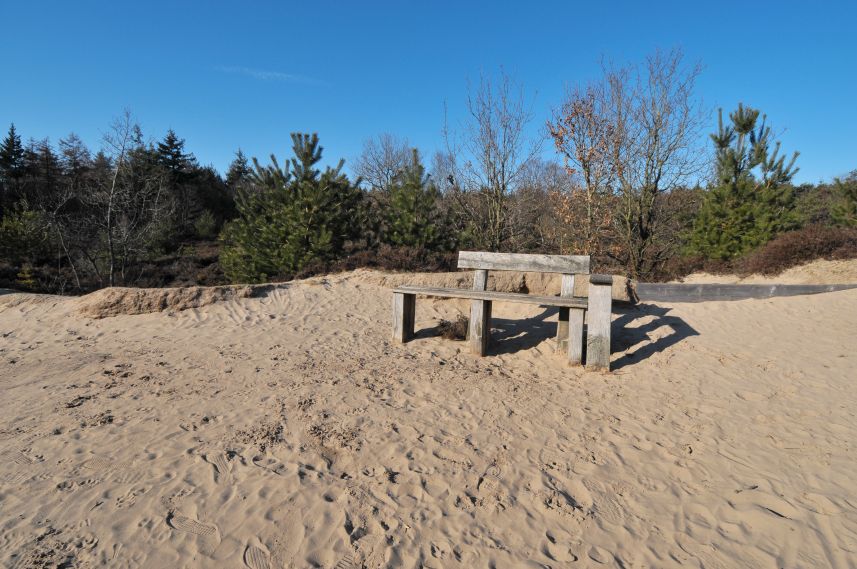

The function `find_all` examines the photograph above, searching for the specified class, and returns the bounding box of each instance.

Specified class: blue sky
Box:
[2,0,855,184]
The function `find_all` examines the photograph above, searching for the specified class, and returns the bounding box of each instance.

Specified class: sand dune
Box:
[1,271,856,568]
[677,258,857,285]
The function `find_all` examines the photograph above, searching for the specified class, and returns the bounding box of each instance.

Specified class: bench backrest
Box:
[457,251,590,275]
[458,250,591,297]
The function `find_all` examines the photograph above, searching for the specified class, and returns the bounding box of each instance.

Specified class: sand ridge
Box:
[1,272,856,567]
[676,258,857,285]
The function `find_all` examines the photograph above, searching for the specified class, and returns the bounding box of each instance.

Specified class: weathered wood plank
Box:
[585,275,612,371]
[472,269,488,291]
[635,283,857,303]
[469,299,491,356]
[458,251,590,274]
[568,308,585,365]
[392,286,589,308]
[392,292,416,343]
[556,274,575,354]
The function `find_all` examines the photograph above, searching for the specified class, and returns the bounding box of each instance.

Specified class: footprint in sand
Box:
[0,470,29,484]
[588,545,613,564]
[477,465,501,494]
[116,486,149,508]
[0,451,35,483]
[538,448,571,472]
[728,490,799,520]
[112,468,149,485]
[244,544,272,569]
[252,455,288,476]
[81,455,134,476]
[674,533,728,569]
[334,553,357,569]
[166,513,219,539]
[7,451,34,466]
[593,493,626,526]
[203,452,232,483]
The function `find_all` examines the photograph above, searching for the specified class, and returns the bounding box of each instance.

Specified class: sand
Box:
[677,258,857,285]
[1,270,856,568]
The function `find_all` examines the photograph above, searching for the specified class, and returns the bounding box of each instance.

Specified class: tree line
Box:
[2,49,855,293]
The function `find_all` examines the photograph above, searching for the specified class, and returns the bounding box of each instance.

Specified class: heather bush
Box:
[738,225,857,275]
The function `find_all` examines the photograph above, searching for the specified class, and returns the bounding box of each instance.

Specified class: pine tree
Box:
[225,149,252,189]
[689,105,800,260]
[385,149,450,250]
[830,171,857,227]
[59,133,92,180]
[156,129,195,173]
[220,133,363,282]
[0,123,25,214]
[0,124,25,179]
[156,129,199,229]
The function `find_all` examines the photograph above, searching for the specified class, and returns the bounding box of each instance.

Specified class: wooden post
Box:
[568,308,585,365]
[392,292,416,343]
[556,274,575,354]
[469,269,490,355]
[469,299,491,356]
[472,269,488,291]
[585,275,612,371]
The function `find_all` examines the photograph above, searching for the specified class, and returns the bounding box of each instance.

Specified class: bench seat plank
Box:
[458,251,590,274]
[392,285,588,309]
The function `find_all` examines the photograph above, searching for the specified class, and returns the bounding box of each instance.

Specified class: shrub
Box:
[219,133,363,284]
[738,225,857,275]
[0,209,49,264]
[437,315,469,340]
[15,264,37,290]
[194,210,218,239]
[831,171,857,227]
[688,105,800,260]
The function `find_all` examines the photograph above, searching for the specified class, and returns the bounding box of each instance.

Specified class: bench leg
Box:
[556,307,569,354]
[469,299,491,356]
[568,308,585,365]
[392,292,416,343]
[557,307,585,365]
[585,276,612,370]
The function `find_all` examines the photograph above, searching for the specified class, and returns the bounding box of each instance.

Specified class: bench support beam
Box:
[392,292,416,343]
[556,274,586,365]
[469,299,491,356]
[568,308,585,365]
[585,275,613,370]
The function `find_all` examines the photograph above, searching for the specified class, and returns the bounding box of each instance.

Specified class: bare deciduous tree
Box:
[444,71,543,251]
[549,48,706,276]
[607,48,707,277]
[80,110,171,286]
[548,83,618,256]
[353,133,411,192]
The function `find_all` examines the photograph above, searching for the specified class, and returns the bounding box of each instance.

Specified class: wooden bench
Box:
[392,251,613,370]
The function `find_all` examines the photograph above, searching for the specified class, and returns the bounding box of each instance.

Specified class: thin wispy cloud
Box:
[216,66,324,85]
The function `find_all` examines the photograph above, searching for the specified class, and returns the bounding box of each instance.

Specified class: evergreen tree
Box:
[830,170,857,227]
[688,104,800,260]
[0,123,25,214]
[220,133,362,282]
[384,148,451,250]
[59,133,92,182]
[33,139,62,201]
[156,129,195,173]
[225,149,252,189]
[156,129,199,230]
[0,124,25,180]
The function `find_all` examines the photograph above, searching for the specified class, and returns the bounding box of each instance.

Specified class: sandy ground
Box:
[1,269,856,568]
[676,258,857,285]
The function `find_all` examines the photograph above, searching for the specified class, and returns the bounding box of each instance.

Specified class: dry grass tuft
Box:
[437,315,469,341]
